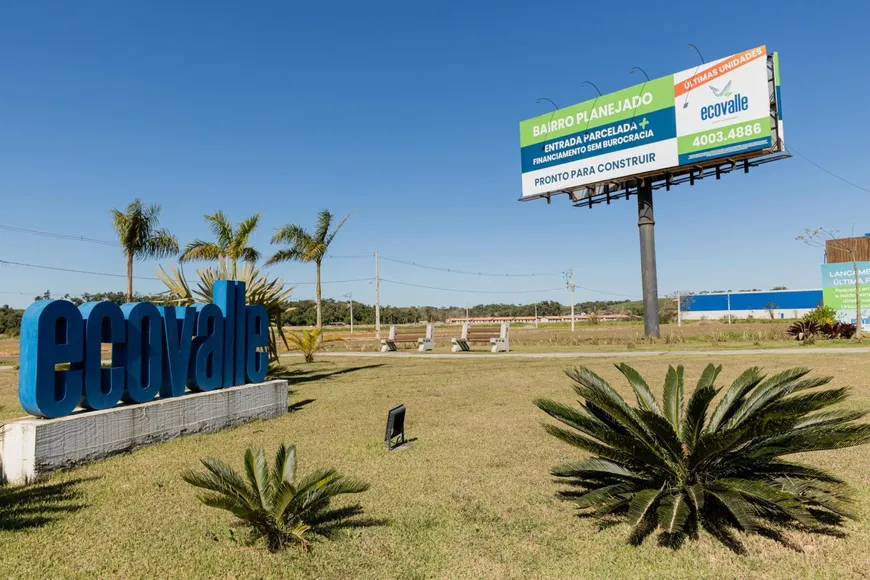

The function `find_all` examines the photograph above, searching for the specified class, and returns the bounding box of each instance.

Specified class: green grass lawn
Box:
[1,353,870,578]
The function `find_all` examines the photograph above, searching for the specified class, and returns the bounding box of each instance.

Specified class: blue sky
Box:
[0,1,868,309]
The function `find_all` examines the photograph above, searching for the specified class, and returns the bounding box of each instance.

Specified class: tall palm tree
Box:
[110,199,179,302]
[180,211,261,279]
[267,209,349,330]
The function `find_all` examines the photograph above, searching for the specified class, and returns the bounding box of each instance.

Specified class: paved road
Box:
[295,347,870,360]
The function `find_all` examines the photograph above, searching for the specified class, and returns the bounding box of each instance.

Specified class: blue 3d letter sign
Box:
[18,281,269,419]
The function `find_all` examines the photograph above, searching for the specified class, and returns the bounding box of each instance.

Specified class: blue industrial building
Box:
[679,289,823,320]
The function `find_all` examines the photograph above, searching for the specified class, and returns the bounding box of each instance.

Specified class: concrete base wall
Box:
[0,380,288,485]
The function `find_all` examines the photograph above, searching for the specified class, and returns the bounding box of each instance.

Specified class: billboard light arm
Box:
[535,97,559,111]
[687,44,705,64]
[580,81,602,96]
[629,66,651,81]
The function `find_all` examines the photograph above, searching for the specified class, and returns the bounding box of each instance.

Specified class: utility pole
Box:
[344,292,354,334]
[534,303,538,328]
[676,292,682,327]
[565,269,576,332]
[374,251,380,339]
[465,301,469,321]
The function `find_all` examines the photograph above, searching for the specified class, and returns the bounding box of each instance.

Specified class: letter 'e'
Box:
[118,303,164,404]
[79,301,126,410]
[189,303,224,391]
[245,305,269,383]
[19,300,85,419]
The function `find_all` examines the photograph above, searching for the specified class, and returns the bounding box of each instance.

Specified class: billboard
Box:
[519,46,782,199]
[821,262,870,325]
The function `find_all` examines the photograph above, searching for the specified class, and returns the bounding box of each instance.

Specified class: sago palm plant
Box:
[156,262,294,362]
[182,444,369,551]
[535,364,870,550]
[286,328,343,363]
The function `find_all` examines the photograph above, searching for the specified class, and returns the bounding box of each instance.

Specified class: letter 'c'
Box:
[79,301,126,410]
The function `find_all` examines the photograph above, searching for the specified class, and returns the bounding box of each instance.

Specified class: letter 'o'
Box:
[118,302,164,404]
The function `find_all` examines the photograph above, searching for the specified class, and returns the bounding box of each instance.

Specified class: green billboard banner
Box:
[519,46,779,199]
[821,261,870,325]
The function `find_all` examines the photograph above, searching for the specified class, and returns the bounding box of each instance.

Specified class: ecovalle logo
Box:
[700,80,748,121]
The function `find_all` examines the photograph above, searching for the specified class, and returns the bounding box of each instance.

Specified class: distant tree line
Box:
[0,305,23,336]
[32,290,165,306]
[283,298,632,326]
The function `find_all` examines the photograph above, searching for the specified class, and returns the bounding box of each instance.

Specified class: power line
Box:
[0,257,372,287]
[379,255,562,277]
[575,285,634,298]
[0,224,118,246]
[0,259,157,280]
[380,278,633,298]
[786,145,870,194]
[380,278,565,294]
[288,277,374,285]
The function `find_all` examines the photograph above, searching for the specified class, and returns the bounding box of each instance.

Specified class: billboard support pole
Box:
[637,183,660,338]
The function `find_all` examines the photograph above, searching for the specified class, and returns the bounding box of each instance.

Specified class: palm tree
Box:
[182,443,369,551]
[266,210,349,330]
[110,199,179,302]
[535,364,870,551]
[180,211,261,280]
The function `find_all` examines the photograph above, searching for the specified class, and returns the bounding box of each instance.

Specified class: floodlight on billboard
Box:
[518,46,785,202]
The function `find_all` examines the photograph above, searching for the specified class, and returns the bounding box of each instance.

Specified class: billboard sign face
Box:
[519,46,779,198]
[821,262,870,325]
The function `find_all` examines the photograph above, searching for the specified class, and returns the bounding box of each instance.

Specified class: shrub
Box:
[804,304,837,326]
[285,328,342,363]
[182,444,369,551]
[821,322,857,340]
[535,364,870,549]
[787,320,819,341]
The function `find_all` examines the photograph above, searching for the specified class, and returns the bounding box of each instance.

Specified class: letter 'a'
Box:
[189,303,224,391]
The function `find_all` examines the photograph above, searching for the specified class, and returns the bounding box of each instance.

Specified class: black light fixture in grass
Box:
[384,404,406,450]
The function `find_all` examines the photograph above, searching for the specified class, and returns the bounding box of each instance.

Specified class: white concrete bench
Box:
[380,324,435,352]
[450,322,509,353]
